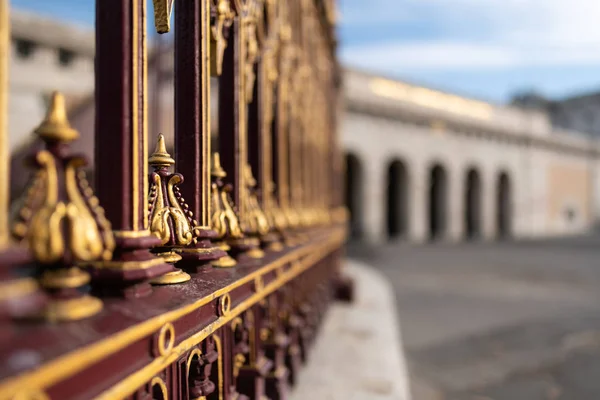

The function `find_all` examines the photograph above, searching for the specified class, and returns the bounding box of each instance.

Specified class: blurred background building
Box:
[8,10,600,245]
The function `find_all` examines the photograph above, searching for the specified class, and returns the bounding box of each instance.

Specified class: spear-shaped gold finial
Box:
[34,91,79,143]
[149,133,175,168]
[152,0,174,34]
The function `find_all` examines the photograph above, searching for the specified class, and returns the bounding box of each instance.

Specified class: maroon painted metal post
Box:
[216,4,265,261]
[248,63,261,192]
[94,0,171,297]
[219,19,244,210]
[275,24,292,227]
[173,0,226,269]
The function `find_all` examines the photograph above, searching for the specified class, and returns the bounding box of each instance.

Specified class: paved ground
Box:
[347,235,600,400]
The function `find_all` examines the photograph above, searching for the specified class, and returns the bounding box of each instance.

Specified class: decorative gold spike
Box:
[243,164,269,238]
[210,152,245,267]
[34,91,79,143]
[149,133,175,167]
[152,0,174,34]
[147,134,193,285]
[13,90,114,321]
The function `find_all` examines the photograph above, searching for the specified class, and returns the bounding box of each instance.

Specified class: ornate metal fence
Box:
[0,0,349,398]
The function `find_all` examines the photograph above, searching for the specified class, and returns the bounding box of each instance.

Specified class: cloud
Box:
[339,0,414,25]
[341,40,600,72]
[339,0,600,72]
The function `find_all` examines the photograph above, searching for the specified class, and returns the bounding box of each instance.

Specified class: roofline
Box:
[10,9,95,57]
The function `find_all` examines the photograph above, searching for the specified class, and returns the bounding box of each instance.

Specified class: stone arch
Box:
[428,163,448,240]
[345,153,364,239]
[464,167,482,240]
[386,159,409,240]
[496,171,512,239]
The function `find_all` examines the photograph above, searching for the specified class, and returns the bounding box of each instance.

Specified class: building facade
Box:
[7,11,94,152]
[343,70,600,244]
[7,11,600,245]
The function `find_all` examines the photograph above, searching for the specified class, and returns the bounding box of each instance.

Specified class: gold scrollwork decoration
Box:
[150,376,169,400]
[157,322,176,356]
[186,348,203,374]
[230,316,247,378]
[11,92,111,321]
[211,153,244,241]
[242,165,270,237]
[244,3,260,103]
[146,135,192,285]
[148,135,195,247]
[219,293,231,316]
[213,335,225,400]
[14,95,114,264]
[210,0,235,76]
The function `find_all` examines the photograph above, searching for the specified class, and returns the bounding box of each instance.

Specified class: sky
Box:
[11,0,600,103]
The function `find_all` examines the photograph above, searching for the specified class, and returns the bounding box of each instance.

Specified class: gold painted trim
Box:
[44,295,103,323]
[112,229,152,238]
[0,0,8,247]
[236,14,248,217]
[202,0,210,227]
[0,229,345,398]
[185,348,202,374]
[213,335,224,400]
[0,278,38,302]
[219,293,231,316]
[142,0,149,231]
[132,0,140,231]
[39,268,90,289]
[92,256,166,271]
[10,389,50,400]
[149,376,168,399]
[150,268,191,285]
[157,323,175,356]
[174,247,219,255]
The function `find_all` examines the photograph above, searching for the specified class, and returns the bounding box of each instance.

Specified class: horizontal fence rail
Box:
[0,0,350,399]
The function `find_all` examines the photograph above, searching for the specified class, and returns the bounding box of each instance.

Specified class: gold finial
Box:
[152,0,174,34]
[149,134,175,167]
[34,91,79,143]
[211,152,227,178]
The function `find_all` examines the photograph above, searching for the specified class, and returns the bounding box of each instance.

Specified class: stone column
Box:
[481,167,496,240]
[362,155,386,244]
[410,162,428,243]
[448,165,463,242]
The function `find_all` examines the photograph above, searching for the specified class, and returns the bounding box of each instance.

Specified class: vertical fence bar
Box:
[248,62,261,191]
[216,1,265,259]
[275,5,291,224]
[0,0,8,249]
[95,0,171,296]
[219,17,245,212]
[174,0,210,229]
[173,0,226,267]
[259,63,271,212]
